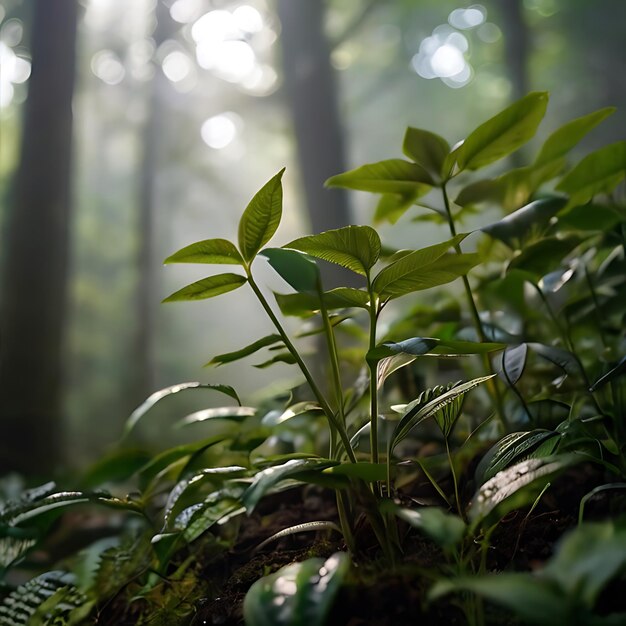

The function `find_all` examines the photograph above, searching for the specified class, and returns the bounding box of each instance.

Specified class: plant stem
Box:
[367,295,380,466]
[441,183,508,431]
[445,438,464,521]
[246,271,358,463]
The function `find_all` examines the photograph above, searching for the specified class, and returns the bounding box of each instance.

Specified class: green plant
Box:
[1,92,625,625]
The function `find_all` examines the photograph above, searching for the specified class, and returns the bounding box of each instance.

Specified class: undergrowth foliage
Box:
[1,92,626,625]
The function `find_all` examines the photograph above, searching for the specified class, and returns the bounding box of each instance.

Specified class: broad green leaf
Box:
[375,252,479,300]
[403,127,450,180]
[474,430,559,485]
[372,234,468,297]
[556,203,621,231]
[323,462,388,482]
[390,375,494,452]
[123,382,240,437]
[430,574,567,625]
[82,448,153,488]
[557,141,626,208]
[507,235,582,275]
[326,159,433,193]
[527,343,582,377]
[274,288,370,317]
[243,553,350,626]
[535,107,616,166]
[242,459,336,513]
[163,273,247,302]
[164,238,243,265]
[456,161,565,212]
[238,169,285,262]
[206,334,283,367]
[499,343,527,386]
[455,92,549,171]
[381,500,465,549]
[468,454,579,528]
[374,192,419,224]
[544,520,626,608]
[176,406,256,427]
[261,248,319,292]
[481,197,567,248]
[285,225,381,276]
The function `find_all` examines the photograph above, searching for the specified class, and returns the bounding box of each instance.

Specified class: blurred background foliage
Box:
[0,0,624,474]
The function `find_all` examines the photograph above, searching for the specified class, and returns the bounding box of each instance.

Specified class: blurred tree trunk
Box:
[496,0,530,100]
[134,0,173,402]
[277,0,353,288]
[0,0,78,475]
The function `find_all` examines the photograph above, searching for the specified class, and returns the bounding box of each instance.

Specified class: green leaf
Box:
[499,343,528,386]
[206,334,283,367]
[455,92,549,171]
[261,248,320,292]
[274,287,371,317]
[323,462,389,482]
[163,273,247,302]
[326,159,433,194]
[254,351,297,369]
[556,203,622,231]
[82,448,153,488]
[243,553,350,626]
[535,107,616,167]
[544,520,626,608]
[285,225,381,276]
[474,430,560,485]
[403,127,450,179]
[373,192,419,224]
[263,402,324,426]
[430,574,567,625]
[381,500,465,549]
[367,337,439,364]
[164,238,243,265]
[390,375,494,452]
[374,251,479,300]
[590,355,626,392]
[507,235,582,275]
[123,382,240,437]
[176,406,256,427]
[242,459,336,513]
[557,141,626,208]
[431,339,506,355]
[372,234,468,298]
[238,169,285,262]
[468,454,579,528]
[527,343,582,377]
[480,197,567,248]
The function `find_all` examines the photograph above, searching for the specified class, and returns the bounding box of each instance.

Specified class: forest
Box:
[0,1,625,624]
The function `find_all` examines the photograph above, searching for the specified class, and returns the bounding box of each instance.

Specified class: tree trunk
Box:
[134,0,173,402]
[497,0,530,101]
[277,0,353,288]
[0,0,78,476]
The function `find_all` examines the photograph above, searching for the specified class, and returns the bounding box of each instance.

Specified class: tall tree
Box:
[134,0,174,402]
[496,0,530,102]
[0,0,79,475]
[277,0,353,287]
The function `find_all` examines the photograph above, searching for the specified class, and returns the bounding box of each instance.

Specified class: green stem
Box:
[246,270,358,463]
[441,183,508,431]
[367,282,380,465]
[445,438,464,520]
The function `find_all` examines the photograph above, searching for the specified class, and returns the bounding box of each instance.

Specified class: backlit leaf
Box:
[557,141,626,208]
[261,248,320,292]
[373,192,419,224]
[163,273,247,302]
[124,382,240,437]
[535,107,616,166]
[286,225,381,276]
[238,169,285,262]
[176,406,256,427]
[326,159,433,193]
[402,127,450,179]
[164,238,243,265]
[499,343,528,386]
[455,92,549,171]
